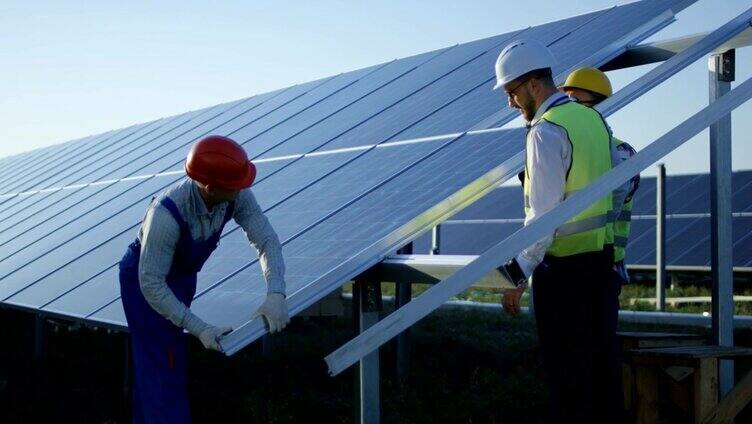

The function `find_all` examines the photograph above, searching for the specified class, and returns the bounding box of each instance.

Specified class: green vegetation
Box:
[1,270,750,422]
[345,270,752,315]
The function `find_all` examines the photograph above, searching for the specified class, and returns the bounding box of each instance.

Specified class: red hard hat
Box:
[185,135,256,190]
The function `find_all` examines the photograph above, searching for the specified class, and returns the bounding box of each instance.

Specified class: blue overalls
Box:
[119,196,234,423]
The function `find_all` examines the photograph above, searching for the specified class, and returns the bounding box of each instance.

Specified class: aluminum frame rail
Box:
[602,27,752,71]
[325,10,752,374]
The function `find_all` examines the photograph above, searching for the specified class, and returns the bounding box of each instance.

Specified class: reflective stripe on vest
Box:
[614,198,633,262]
[523,101,613,257]
[611,136,637,262]
[555,213,608,237]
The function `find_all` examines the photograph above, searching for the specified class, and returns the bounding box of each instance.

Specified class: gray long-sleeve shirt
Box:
[137,178,285,329]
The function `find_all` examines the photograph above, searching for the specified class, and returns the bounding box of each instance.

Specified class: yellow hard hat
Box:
[559,67,613,98]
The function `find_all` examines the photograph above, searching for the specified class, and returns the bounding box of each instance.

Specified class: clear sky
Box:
[1,0,750,178]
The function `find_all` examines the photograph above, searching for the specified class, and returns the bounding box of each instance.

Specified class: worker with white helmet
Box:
[119,135,289,423]
[493,40,621,422]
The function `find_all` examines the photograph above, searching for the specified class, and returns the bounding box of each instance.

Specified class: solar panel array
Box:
[412,171,752,268]
[0,0,694,353]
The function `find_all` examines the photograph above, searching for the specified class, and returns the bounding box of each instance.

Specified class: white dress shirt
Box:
[515,92,572,277]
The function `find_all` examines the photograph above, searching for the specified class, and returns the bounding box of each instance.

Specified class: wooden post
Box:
[701,368,752,424]
[694,358,719,424]
[635,365,659,424]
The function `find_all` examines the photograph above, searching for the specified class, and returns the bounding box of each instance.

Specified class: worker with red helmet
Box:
[119,135,288,423]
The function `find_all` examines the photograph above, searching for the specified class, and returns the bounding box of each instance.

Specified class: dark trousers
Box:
[532,249,623,423]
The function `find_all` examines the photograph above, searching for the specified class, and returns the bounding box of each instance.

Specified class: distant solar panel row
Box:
[412,171,752,267]
[0,0,694,355]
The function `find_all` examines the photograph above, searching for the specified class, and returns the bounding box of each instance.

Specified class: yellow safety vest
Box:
[524,101,613,257]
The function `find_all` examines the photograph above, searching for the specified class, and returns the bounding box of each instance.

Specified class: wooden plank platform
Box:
[619,331,706,349]
[633,346,752,361]
[630,345,752,423]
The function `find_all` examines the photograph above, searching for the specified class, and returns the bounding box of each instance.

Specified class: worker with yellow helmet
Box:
[493,40,623,422]
[560,67,641,284]
[559,67,641,421]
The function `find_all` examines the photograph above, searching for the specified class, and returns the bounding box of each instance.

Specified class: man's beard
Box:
[522,99,536,122]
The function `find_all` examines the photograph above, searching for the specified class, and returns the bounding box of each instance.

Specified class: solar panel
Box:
[0,139,86,187]
[734,219,752,267]
[412,171,752,267]
[0,0,695,355]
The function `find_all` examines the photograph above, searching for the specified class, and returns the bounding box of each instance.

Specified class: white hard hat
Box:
[493,39,555,90]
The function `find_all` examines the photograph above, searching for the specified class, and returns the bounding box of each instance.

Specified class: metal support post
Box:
[262,333,273,358]
[124,335,132,399]
[709,49,735,400]
[656,163,667,311]
[394,243,413,382]
[431,225,441,255]
[355,277,382,424]
[351,281,361,424]
[33,315,45,363]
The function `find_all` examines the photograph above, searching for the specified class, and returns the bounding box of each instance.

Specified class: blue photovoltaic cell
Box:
[0,99,254,223]
[414,222,523,255]
[0,156,292,296]
[0,108,210,230]
[622,219,655,264]
[11,117,173,193]
[0,133,102,199]
[302,10,619,155]
[236,47,459,158]
[0,89,298,255]
[0,119,177,222]
[0,133,95,188]
[0,72,383,280]
[453,185,524,220]
[0,99,253,222]
[0,140,78,185]
[0,0,698,341]
[733,174,752,213]
[734,218,752,266]
[2,125,142,195]
[416,171,752,268]
[665,218,710,265]
[24,109,203,190]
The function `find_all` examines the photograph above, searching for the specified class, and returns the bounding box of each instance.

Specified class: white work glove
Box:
[182,310,232,352]
[255,292,289,334]
[197,326,233,352]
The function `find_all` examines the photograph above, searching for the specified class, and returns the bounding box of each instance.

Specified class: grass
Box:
[0,305,545,423]
[2,270,751,422]
[346,270,752,316]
